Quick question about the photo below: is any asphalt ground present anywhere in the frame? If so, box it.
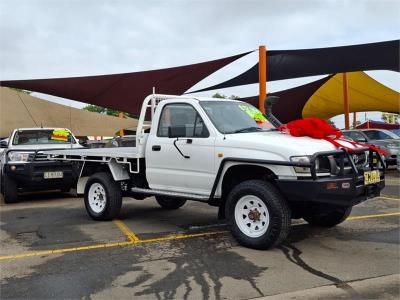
[0,170,399,299]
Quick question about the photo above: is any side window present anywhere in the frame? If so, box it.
[157,104,209,138]
[352,131,366,141]
[343,132,352,139]
[347,132,357,140]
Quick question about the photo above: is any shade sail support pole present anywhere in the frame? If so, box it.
[353,112,357,129]
[259,45,267,113]
[342,72,350,130]
[119,112,125,137]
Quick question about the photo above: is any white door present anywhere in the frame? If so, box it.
[146,103,215,195]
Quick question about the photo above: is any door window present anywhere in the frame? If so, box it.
[349,131,367,142]
[157,104,209,138]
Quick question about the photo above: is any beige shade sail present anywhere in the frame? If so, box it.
[0,87,138,137]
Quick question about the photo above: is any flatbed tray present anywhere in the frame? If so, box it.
[44,147,141,160]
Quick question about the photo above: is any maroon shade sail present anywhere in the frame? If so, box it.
[240,75,333,123]
[0,52,252,116]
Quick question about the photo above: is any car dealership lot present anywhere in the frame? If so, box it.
[0,171,399,299]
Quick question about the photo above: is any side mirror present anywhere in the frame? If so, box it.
[168,126,186,138]
[78,139,87,146]
[0,140,8,148]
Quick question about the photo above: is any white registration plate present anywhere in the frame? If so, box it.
[44,171,63,179]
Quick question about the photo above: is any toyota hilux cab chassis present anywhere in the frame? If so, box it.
[45,94,385,249]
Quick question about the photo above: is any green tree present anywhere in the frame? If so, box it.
[327,119,336,127]
[83,105,121,117]
[83,104,140,119]
[349,120,362,129]
[212,92,240,100]
[10,88,31,94]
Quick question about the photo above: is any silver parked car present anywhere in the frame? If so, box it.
[342,129,400,166]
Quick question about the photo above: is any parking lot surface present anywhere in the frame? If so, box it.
[0,171,399,299]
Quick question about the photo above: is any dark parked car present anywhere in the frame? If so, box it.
[342,129,400,166]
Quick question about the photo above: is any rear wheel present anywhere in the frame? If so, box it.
[226,180,291,250]
[2,174,18,204]
[303,206,352,227]
[84,172,122,220]
[155,196,186,209]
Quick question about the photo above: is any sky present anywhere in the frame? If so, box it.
[0,0,399,128]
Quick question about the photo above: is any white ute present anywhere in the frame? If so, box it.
[45,94,385,249]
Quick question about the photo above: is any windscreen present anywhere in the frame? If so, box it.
[363,130,399,140]
[200,101,275,134]
[13,129,74,145]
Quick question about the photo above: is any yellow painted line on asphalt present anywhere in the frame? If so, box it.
[0,231,227,261]
[348,212,400,220]
[138,230,229,244]
[1,212,399,262]
[113,220,140,242]
[0,241,133,261]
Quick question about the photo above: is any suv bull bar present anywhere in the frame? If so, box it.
[275,147,385,206]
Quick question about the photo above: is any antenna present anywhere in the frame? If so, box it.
[17,92,38,126]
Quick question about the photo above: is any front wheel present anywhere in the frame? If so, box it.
[2,174,19,204]
[226,180,291,250]
[303,206,352,227]
[84,172,122,221]
[155,196,186,209]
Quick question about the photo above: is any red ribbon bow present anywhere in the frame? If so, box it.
[278,118,387,155]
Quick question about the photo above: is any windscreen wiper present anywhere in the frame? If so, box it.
[232,127,262,134]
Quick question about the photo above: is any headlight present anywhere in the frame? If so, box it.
[387,144,399,149]
[7,152,32,162]
[290,156,311,173]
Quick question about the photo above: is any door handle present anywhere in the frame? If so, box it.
[152,145,161,151]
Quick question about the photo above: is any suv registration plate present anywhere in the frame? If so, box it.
[364,170,380,185]
[44,171,63,179]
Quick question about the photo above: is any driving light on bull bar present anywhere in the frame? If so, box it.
[290,156,311,173]
[7,152,32,162]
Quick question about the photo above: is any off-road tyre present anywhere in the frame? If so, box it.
[2,174,19,204]
[155,196,186,209]
[226,180,291,250]
[84,172,122,221]
[303,206,352,227]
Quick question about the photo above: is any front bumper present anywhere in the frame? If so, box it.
[276,147,386,207]
[385,148,399,165]
[276,173,385,206]
[4,161,80,191]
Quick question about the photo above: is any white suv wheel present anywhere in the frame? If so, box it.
[88,183,107,213]
[234,195,270,238]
